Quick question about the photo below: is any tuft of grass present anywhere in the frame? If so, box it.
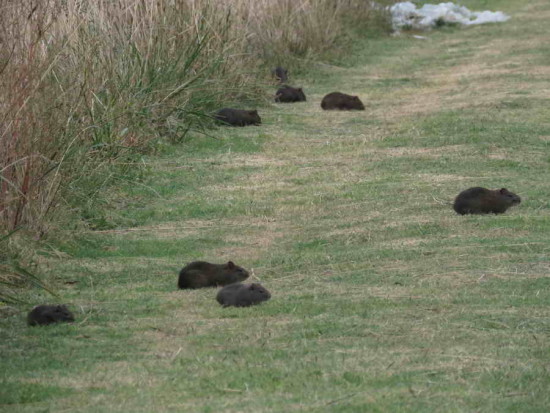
[0,229,56,305]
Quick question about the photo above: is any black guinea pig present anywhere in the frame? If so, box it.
[178,261,250,289]
[216,283,271,307]
[214,108,261,126]
[272,66,289,83]
[321,92,365,110]
[27,305,75,326]
[275,86,306,103]
[453,187,521,215]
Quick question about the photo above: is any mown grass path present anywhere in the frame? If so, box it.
[2,1,550,411]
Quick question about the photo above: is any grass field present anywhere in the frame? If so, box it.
[2,0,550,411]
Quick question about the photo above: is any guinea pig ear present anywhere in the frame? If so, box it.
[298,88,303,92]
[252,110,258,115]
[227,261,236,269]
[499,188,507,194]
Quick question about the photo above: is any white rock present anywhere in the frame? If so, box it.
[390,1,510,31]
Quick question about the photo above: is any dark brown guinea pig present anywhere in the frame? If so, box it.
[453,187,521,215]
[215,108,261,126]
[27,305,75,326]
[275,86,306,103]
[321,92,365,110]
[272,66,289,83]
[178,261,250,289]
[216,283,271,307]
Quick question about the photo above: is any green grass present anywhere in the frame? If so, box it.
[2,0,550,411]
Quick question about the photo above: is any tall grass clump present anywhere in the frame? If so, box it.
[0,0,256,236]
[235,0,391,64]
[0,0,389,298]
